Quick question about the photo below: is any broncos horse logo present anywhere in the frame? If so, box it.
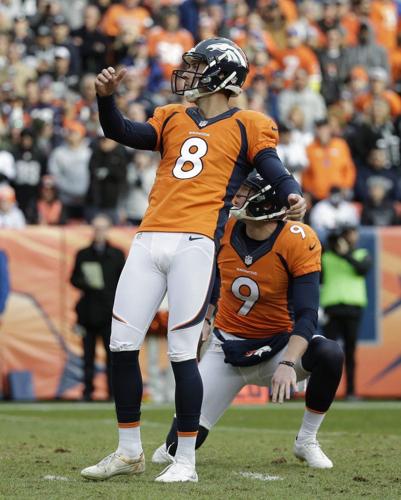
[207,43,248,68]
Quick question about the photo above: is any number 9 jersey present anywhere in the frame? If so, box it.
[139,103,279,241]
[214,218,322,338]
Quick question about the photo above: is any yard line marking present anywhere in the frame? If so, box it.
[43,475,71,481]
[238,471,283,481]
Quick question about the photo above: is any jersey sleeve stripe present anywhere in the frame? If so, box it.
[213,120,252,245]
[159,112,179,157]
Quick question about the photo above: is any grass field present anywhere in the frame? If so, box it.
[1,401,401,499]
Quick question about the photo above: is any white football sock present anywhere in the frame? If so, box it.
[175,433,197,466]
[297,409,326,442]
[116,426,143,459]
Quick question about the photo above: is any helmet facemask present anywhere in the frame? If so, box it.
[171,52,243,102]
[231,184,287,222]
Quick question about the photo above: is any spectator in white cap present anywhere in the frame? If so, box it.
[0,184,26,228]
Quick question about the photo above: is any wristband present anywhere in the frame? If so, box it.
[279,360,295,368]
[205,318,211,325]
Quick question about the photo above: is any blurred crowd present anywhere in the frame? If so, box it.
[0,0,401,233]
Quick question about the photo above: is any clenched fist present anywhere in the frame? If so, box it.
[95,66,127,97]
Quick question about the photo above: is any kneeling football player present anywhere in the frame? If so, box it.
[153,173,344,471]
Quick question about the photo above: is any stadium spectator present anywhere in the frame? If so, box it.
[360,177,399,226]
[309,186,360,240]
[100,0,152,38]
[321,223,371,400]
[48,120,91,220]
[285,105,314,147]
[0,150,15,185]
[70,214,125,401]
[51,14,81,77]
[354,67,401,117]
[118,150,157,226]
[0,41,37,98]
[317,27,348,105]
[147,6,194,83]
[275,24,321,89]
[354,146,401,203]
[302,118,356,201]
[346,98,400,167]
[0,184,26,228]
[278,68,326,132]
[71,4,108,74]
[71,73,99,136]
[26,174,65,225]
[370,0,398,52]
[11,128,47,217]
[50,46,79,98]
[343,21,389,77]
[276,122,308,183]
[86,131,128,224]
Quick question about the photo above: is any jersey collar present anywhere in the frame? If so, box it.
[186,107,240,129]
[230,220,286,267]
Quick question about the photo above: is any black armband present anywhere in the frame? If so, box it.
[279,360,295,368]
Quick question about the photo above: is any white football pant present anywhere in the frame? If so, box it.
[110,232,215,362]
[199,330,311,430]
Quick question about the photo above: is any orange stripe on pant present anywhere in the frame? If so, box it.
[118,421,140,428]
[306,406,326,415]
[177,431,198,437]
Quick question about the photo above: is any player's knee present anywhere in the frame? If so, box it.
[303,337,344,373]
[314,337,344,373]
[110,317,145,352]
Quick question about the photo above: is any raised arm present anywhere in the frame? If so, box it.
[95,66,157,150]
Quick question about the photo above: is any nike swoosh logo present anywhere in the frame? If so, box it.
[309,243,317,251]
[189,236,203,241]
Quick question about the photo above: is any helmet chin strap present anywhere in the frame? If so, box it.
[184,71,242,103]
[230,206,286,222]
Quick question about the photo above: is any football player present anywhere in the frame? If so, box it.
[81,38,306,483]
[152,173,344,470]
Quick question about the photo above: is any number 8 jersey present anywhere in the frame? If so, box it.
[214,218,322,338]
[139,104,279,241]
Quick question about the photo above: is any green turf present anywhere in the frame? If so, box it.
[1,402,401,499]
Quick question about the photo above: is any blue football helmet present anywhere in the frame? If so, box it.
[231,173,286,221]
[171,37,249,102]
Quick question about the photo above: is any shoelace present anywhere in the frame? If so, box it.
[98,453,118,468]
[303,440,327,459]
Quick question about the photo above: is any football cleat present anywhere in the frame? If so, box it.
[155,459,198,483]
[293,438,333,469]
[81,451,145,480]
[152,444,175,464]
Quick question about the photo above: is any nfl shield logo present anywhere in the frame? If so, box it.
[245,255,253,265]
[199,120,208,127]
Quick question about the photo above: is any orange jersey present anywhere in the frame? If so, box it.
[354,90,401,117]
[244,60,281,89]
[302,138,356,200]
[390,48,401,83]
[275,46,321,86]
[100,5,152,37]
[214,218,321,338]
[140,104,279,240]
[370,0,398,51]
[147,27,194,80]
